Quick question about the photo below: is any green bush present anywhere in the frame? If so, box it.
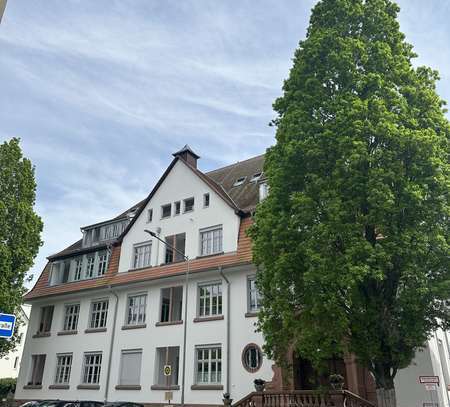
[0,378,16,398]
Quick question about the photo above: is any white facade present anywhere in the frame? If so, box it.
[0,306,31,379]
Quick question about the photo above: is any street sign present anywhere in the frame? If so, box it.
[419,376,439,385]
[424,384,437,391]
[163,365,172,376]
[0,313,16,339]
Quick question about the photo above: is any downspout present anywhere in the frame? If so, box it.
[104,286,119,404]
[219,266,231,396]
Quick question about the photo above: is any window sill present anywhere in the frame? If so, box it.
[84,327,107,333]
[77,384,100,390]
[196,251,224,259]
[245,312,259,318]
[33,332,51,338]
[121,324,147,330]
[23,385,42,389]
[191,384,223,390]
[115,385,141,390]
[193,315,224,323]
[151,385,180,391]
[49,384,69,390]
[155,320,183,327]
[57,330,78,336]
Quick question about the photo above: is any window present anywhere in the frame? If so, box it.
[82,352,102,384]
[126,294,147,325]
[86,256,95,278]
[198,282,222,317]
[161,204,171,218]
[196,346,221,384]
[160,287,183,323]
[38,306,54,334]
[119,349,142,386]
[183,197,194,212]
[147,209,153,223]
[89,300,108,329]
[174,201,181,215]
[155,347,180,386]
[28,354,46,386]
[203,193,210,208]
[242,344,263,373]
[62,261,70,283]
[54,353,72,384]
[233,176,246,186]
[63,304,80,331]
[247,276,262,313]
[200,226,223,256]
[259,182,269,201]
[14,357,19,369]
[133,242,152,269]
[251,172,262,182]
[165,233,186,264]
[74,258,83,281]
[97,252,108,276]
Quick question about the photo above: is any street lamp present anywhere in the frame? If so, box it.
[144,229,190,407]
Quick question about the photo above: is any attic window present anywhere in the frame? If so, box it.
[233,176,246,187]
[161,204,171,219]
[251,172,262,182]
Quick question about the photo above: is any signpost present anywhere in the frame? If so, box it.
[419,376,439,385]
[0,313,16,339]
[419,376,439,407]
[164,365,172,404]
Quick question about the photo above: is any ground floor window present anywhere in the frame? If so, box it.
[195,346,221,384]
[155,346,180,386]
[28,354,46,386]
[55,353,72,384]
[119,349,142,386]
[82,352,102,384]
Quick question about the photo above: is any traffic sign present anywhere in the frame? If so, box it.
[419,376,439,385]
[164,365,172,376]
[0,313,15,339]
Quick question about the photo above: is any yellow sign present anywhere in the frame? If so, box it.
[164,365,172,376]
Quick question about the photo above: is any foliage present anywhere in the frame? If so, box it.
[249,0,449,400]
[0,378,16,397]
[0,138,42,356]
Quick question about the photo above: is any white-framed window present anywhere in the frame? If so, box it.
[174,201,181,215]
[37,306,54,334]
[97,251,108,276]
[247,276,262,312]
[164,233,186,264]
[198,282,222,317]
[126,294,147,325]
[259,182,269,201]
[14,357,19,369]
[28,354,46,386]
[203,193,210,208]
[200,226,223,256]
[195,346,222,384]
[89,300,108,329]
[161,204,171,219]
[183,197,194,212]
[81,352,102,384]
[119,349,142,386]
[155,347,179,386]
[147,208,153,223]
[63,304,80,331]
[86,256,95,278]
[74,257,83,281]
[54,353,72,385]
[133,242,152,269]
[160,286,183,323]
[242,344,263,373]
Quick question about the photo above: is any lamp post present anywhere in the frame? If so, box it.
[144,229,190,407]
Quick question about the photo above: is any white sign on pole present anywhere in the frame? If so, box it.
[419,376,439,385]
[424,384,437,391]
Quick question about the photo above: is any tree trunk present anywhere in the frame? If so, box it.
[376,387,397,407]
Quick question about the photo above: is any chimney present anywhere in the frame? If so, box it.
[172,144,200,168]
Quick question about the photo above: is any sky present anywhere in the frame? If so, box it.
[1,0,449,288]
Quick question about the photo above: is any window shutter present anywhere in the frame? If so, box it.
[120,351,142,385]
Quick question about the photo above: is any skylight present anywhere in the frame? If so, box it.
[251,172,262,182]
[233,176,246,187]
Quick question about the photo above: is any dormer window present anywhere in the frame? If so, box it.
[184,197,194,213]
[233,176,246,187]
[251,172,262,182]
[161,204,171,219]
[203,193,210,208]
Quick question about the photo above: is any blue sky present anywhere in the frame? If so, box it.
[1,0,449,287]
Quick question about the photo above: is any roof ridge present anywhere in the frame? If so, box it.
[205,153,265,175]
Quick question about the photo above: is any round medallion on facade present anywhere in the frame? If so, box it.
[242,343,263,373]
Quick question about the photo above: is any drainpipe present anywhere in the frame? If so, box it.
[219,266,231,396]
[104,286,119,403]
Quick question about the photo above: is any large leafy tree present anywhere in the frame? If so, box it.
[249,1,449,406]
[0,138,42,355]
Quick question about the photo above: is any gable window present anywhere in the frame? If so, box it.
[203,193,210,208]
[126,294,147,325]
[200,226,223,256]
[174,201,181,215]
[133,242,152,269]
[195,346,221,384]
[28,354,46,386]
[119,349,142,386]
[160,286,183,323]
[198,282,222,317]
[233,176,246,187]
[183,197,194,213]
[165,233,186,264]
[97,251,108,276]
[54,353,72,385]
[82,352,102,384]
[86,255,95,278]
[37,306,54,334]
[161,204,171,219]
[147,208,153,223]
[155,347,180,386]
[63,304,80,331]
[89,300,108,329]
[247,276,262,313]
[74,258,83,281]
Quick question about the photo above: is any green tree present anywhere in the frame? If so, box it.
[0,138,42,355]
[249,1,450,406]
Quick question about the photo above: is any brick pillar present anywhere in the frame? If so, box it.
[343,353,360,394]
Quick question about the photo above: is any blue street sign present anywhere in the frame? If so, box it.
[0,313,16,338]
